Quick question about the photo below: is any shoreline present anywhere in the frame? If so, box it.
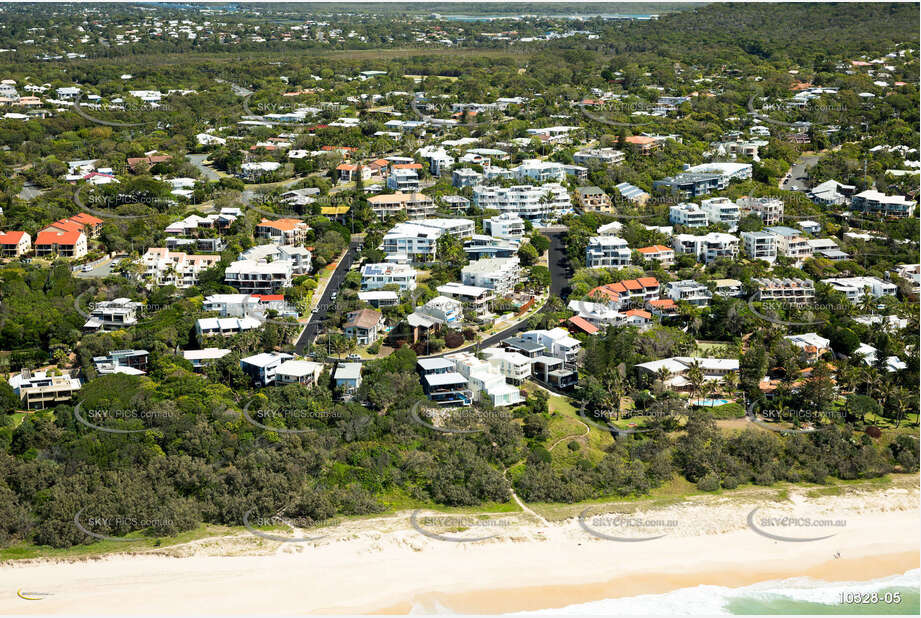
[0,483,917,615]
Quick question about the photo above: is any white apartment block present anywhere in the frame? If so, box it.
[485,159,566,183]
[700,197,741,230]
[381,218,474,261]
[367,192,435,220]
[585,236,631,268]
[461,257,522,294]
[741,231,777,263]
[140,248,221,289]
[224,260,292,294]
[452,167,483,188]
[851,190,915,218]
[240,244,312,275]
[765,226,813,261]
[737,196,784,225]
[480,347,532,384]
[573,147,625,166]
[752,278,816,305]
[664,280,713,306]
[436,282,493,316]
[821,277,898,303]
[445,351,523,407]
[254,218,310,246]
[521,327,582,365]
[669,203,709,227]
[473,184,571,222]
[483,213,526,239]
[672,233,739,263]
[387,168,420,192]
[360,262,418,292]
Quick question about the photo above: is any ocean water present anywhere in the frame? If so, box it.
[507,570,920,615]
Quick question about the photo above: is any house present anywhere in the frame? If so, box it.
[436,282,493,317]
[798,220,821,235]
[183,348,232,371]
[239,351,294,387]
[92,349,149,375]
[672,233,739,263]
[892,264,920,300]
[334,362,363,395]
[335,163,372,183]
[741,231,777,263]
[521,327,581,365]
[655,173,724,199]
[664,280,712,306]
[461,257,522,294]
[464,235,519,261]
[0,231,31,257]
[275,360,324,385]
[254,218,310,245]
[358,290,400,308]
[445,352,523,407]
[240,161,281,180]
[821,277,898,303]
[343,309,384,345]
[368,192,435,219]
[413,296,464,326]
[239,244,312,276]
[34,230,87,259]
[636,245,675,266]
[614,181,650,205]
[483,213,525,239]
[126,154,172,172]
[851,190,915,218]
[452,167,483,188]
[441,195,471,213]
[624,135,658,155]
[501,336,546,360]
[700,197,741,230]
[531,354,578,390]
[752,278,816,304]
[360,263,417,292]
[585,236,631,268]
[480,347,532,385]
[8,369,81,410]
[646,298,679,317]
[576,186,613,213]
[634,357,738,392]
[784,333,831,363]
[712,279,744,298]
[417,358,471,406]
[195,316,262,338]
[573,148,625,166]
[567,315,601,335]
[669,203,708,227]
[83,298,142,332]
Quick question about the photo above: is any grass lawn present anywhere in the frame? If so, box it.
[694,341,733,356]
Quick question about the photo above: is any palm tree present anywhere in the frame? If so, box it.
[721,371,739,399]
[685,361,706,402]
[655,365,672,389]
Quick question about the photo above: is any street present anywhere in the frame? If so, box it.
[780,154,820,191]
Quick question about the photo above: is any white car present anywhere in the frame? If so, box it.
[82,264,93,272]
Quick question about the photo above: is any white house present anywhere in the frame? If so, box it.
[462,257,522,294]
[585,236,631,268]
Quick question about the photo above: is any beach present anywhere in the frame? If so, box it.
[1,480,917,615]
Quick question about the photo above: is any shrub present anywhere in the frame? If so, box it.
[567,440,580,452]
[444,331,465,348]
[697,472,721,492]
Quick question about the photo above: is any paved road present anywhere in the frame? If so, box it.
[74,255,123,279]
[780,154,820,191]
[544,228,572,298]
[186,154,220,182]
[294,240,362,355]
[18,182,44,201]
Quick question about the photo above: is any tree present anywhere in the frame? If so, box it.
[517,243,539,267]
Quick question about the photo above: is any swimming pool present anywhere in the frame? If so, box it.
[691,398,731,407]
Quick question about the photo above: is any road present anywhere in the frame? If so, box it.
[294,240,362,355]
[780,154,820,191]
[18,182,44,202]
[186,154,220,182]
[74,255,123,279]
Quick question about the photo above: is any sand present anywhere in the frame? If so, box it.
[1,482,917,615]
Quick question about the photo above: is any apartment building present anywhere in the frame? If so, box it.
[140,248,221,288]
[461,257,522,294]
[588,277,660,306]
[387,168,420,192]
[821,277,898,303]
[765,226,813,261]
[664,280,713,306]
[9,369,82,410]
[452,167,483,188]
[741,231,778,263]
[360,262,417,292]
[195,316,262,337]
[712,279,744,298]
[585,235,631,268]
[436,282,493,317]
[472,184,571,222]
[0,231,31,257]
[380,222,441,261]
[414,295,464,326]
[483,212,525,239]
[34,229,87,259]
[224,260,292,294]
[752,277,816,305]
[521,327,581,365]
[700,197,741,230]
[737,196,784,225]
[851,190,915,218]
[368,192,435,219]
[669,203,708,227]
[672,233,739,263]
[576,186,613,213]
[83,298,142,332]
[636,244,675,266]
[573,147,625,166]
[445,352,523,407]
[654,173,723,199]
[240,244,312,276]
[254,218,310,245]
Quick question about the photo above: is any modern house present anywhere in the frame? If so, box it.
[700,197,741,230]
[239,351,294,387]
[821,277,898,303]
[183,348,232,371]
[851,190,915,218]
[360,262,417,292]
[483,213,526,239]
[480,347,532,385]
[585,235,631,268]
[741,231,778,263]
[92,349,149,375]
[669,203,708,228]
[83,298,142,332]
[436,282,493,317]
[672,233,739,264]
[8,369,82,410]
[417,357,471,406]
[520,327,581,366]
[664,280,713,306]
[445,352,523,407]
